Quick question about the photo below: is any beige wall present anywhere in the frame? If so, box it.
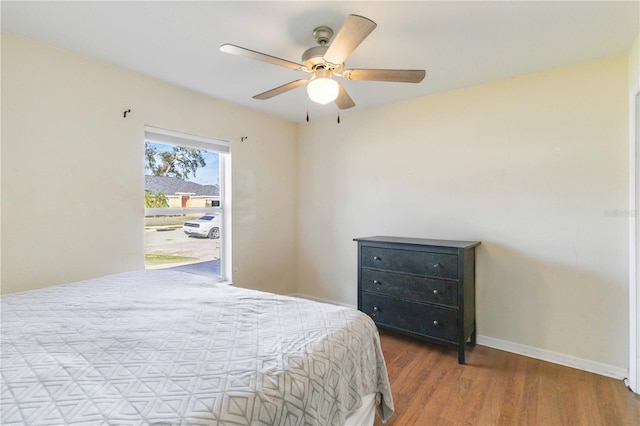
[1,33,298,295]
[297,56,629,368]
[1,31,634,374]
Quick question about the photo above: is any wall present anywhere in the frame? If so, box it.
[297,57,629,370]
[1,31,632,376]
[1,33,298,295]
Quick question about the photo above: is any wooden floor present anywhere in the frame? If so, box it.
[374,331,640,425]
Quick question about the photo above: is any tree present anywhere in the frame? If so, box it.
[145,142,206,180]
[144,191,169,208]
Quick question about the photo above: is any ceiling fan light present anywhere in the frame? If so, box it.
[307,77,339,105]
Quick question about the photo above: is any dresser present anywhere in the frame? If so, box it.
[354,236,480,364]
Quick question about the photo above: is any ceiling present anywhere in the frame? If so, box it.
[2,1,638,123]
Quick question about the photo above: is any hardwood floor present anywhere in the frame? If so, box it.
[374,331,640,425]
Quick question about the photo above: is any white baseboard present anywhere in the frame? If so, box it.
[288,292,357,310]
[290,292,628,381]
[477,335,628,380]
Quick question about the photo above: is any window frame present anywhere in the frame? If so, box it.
[144,126,231,282]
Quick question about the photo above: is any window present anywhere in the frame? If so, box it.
[144,126,230,281]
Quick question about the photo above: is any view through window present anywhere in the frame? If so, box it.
[144,127,228,280]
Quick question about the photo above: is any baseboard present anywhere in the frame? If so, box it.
[290,292,628,381]
[477,335,628,380]
[288,293,357,309]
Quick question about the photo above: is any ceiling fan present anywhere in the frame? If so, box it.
[220,14,426,110]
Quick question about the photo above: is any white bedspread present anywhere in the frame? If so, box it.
[1,270,393,425]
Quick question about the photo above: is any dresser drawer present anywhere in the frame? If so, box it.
[361,269,457,307]
[361,246,457,279]
[361,293,458,343]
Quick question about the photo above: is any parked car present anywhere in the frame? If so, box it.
[183,215,220,239]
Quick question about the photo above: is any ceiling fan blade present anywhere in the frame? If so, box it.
[220,44,302,70]
[252,79,309,100]
[335,83,356,110]
[342,69,426,83]
[323,15,377,65]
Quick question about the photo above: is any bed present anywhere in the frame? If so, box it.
[0,270,393,425]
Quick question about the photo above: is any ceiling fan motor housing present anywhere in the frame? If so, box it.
[301,26,344,72]
[301,46,328,68]
[301,45,344,73]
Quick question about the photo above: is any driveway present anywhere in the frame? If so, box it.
[144,226,220,269]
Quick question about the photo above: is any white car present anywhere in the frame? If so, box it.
[183,215,221,239]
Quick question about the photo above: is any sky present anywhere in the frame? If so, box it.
[145,141,220,186]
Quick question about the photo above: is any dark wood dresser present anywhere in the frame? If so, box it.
[354,236,480,364]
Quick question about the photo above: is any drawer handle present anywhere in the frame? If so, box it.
[372,306,380,316]
[433,263,441,268]
[433,320,439,326]
[373,256,382,261]
[373,280,382,285]
[433,289,439,295]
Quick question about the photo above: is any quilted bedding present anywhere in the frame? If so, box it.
[1,270,393,425]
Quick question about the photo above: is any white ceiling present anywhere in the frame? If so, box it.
[2,1,638,123]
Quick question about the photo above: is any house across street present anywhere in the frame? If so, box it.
[145,175,220,208]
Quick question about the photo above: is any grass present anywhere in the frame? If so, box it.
[145,253,198,265]
[144,214,201,227]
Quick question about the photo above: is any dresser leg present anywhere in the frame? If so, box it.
[470,326,477,346]
[458,347,466,364]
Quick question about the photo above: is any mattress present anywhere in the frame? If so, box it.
[1,270,393,425]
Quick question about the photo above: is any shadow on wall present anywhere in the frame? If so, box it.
[475,241,627,365]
